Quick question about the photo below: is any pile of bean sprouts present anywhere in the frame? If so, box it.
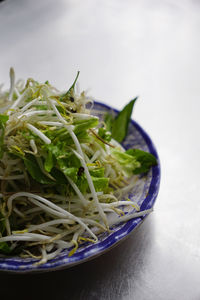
[0,69,152,264]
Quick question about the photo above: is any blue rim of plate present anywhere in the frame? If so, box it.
[0,101,160,273]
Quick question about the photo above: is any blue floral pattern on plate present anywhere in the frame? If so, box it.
[0,101,160,273]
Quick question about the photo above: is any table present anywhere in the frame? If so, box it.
[0,0,200,299]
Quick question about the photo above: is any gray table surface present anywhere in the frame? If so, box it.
[0,0,200,299]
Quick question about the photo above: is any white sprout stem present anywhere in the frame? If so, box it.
[45,248,63,260]
[40,226,63,234]
[46,100,104,221]
[9,180,19,191]
[19,110,55,119]
[5,217,11,235]
[38,247,48,265]
[0,174,24,180]
[71,148,84,161]
[14,87,20,98]
[28,198,71,218]
[90,150,100,163]
[81,144,94,155]
[114,178,138,195]
[105,164,111,177]
[65,176,89,206]
[68,128,108,226]
[20,97,41,113]
[83,152,91,164]
[73,113,93,120]
[13,207,25,218]
[9,89,28,112]
[0,233,72,248]
[80,217,107,231]
[7,192,97,240]
[72,227,84,241]
[108,208,153,227]
[37,121,63,127]
[0,233,50,242]
[8,68,15,101]
[35,157,55,181]
[27,219,76,232]
[47,192,103,203]
[30,139,38,154]
[98,194,118,201]
[101,201,137,208]
[4,158,21,165]
[46,243,54,252]
[26,123,51,144]
[24,207,46,215]
[48,100,67,123]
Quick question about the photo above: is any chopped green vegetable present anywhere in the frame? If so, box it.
[111,149,140,177]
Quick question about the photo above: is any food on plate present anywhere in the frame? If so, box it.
[0,68,157,264]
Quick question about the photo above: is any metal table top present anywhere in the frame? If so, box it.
[0,0,200,299]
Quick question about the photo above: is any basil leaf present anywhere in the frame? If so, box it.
[111,97,137,143]
[104,113,114,133]
[125,149,157,174]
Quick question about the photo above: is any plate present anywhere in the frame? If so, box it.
[0,101,160,273]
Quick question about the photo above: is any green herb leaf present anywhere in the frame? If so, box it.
[98,128,112,142]
[110,97,137,143]
[89,167,105,178]
[125,149,157,174]
[104,113,114,133]
[0,114,9,159]
[60,71,80,102]
[59,165,78,182]
[91,176,109,192]
[0,115,9,124]
[44,150,54,172]
[0,212,6,235]
[23,154,54,184]
[0,214,12,254]
[74,117,99,134]
[0,242,12,254]
[50,167,68,184]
